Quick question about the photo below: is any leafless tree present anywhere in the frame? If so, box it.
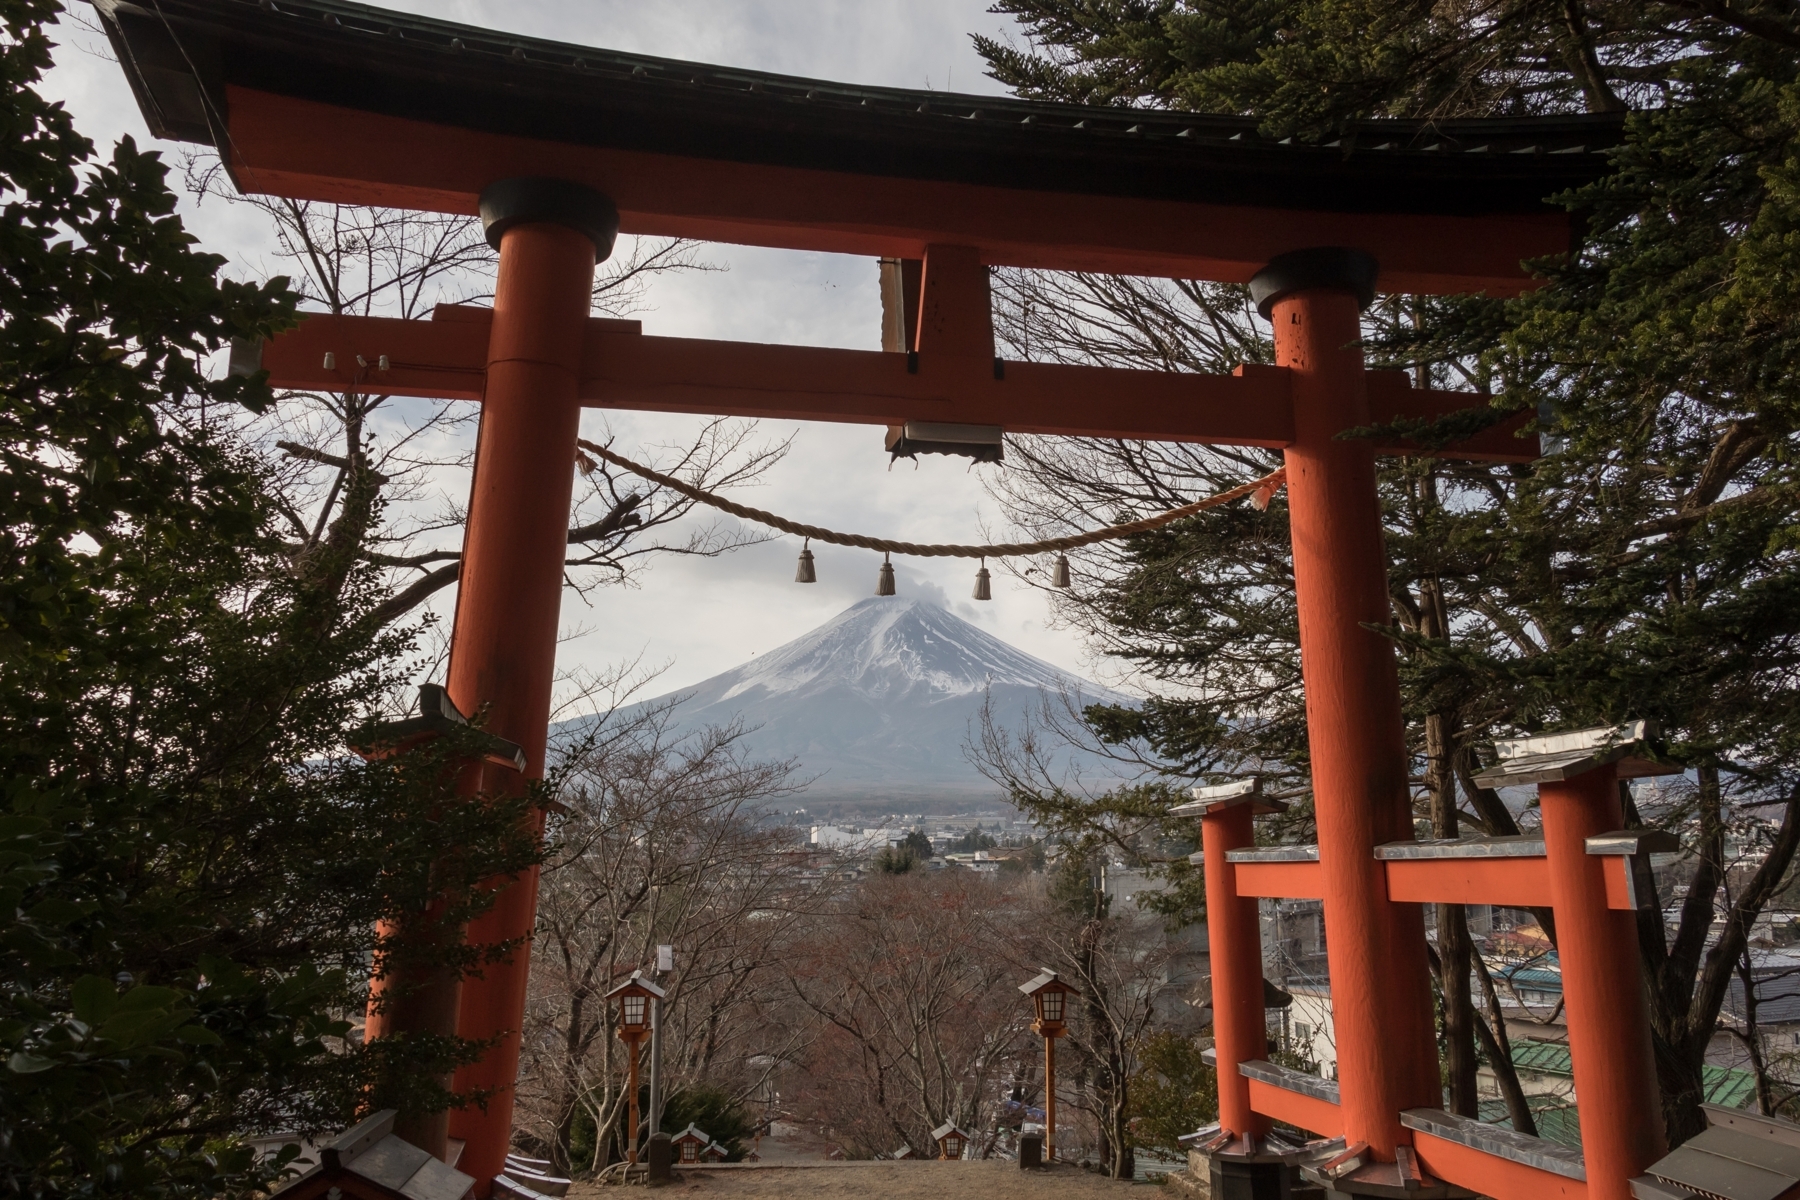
[781,870,1033,1159]
[513,695,809,1172]
[182,158,788,649]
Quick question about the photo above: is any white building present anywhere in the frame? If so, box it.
[1276,982,1337,1080]
[809,824,891,853]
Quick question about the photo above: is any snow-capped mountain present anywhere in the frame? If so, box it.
[614,596,1130,802]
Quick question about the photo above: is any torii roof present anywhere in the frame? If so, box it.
[94,0,1625,294]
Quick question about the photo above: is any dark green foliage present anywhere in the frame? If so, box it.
[978,0,1667,121]
[1047,849,1108,919]
[0,4,544,1193]
[561,1071,760,1167]
[874,829,935,872]
[945,828,998,854]
[1128,1030,1218,1156]
[659,1084,753,1161]
[873,845,923,874]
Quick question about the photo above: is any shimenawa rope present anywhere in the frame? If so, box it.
[576,439,1286,559]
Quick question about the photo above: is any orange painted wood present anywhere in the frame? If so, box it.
[224,86,1576,296]
[1364,371,1539,461]
[915,245,994,359]
[258,311,487,400]
[1541,770,1666,1200]
[1246,1078,1342,1138]
[1277,287,1441,1160]
[582,334,1303,445]
[1204,808,1273,1140]
[1409,1130,1588,1200]
[1382,857,1552,907]
[258,313,1535,459]
[1232,860,1325,900]
[441,222,598,1187]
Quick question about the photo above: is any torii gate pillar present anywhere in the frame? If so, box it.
[439,179,613,1187]
[1256,250,1443,1162]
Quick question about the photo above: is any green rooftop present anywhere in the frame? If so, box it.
[1479,1040,1758,1149]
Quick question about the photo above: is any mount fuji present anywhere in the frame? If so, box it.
[617,596,1132,804]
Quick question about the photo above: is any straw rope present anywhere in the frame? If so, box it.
[577,439,1286,559]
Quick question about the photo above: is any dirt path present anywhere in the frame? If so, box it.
[568,1160,1158,1198]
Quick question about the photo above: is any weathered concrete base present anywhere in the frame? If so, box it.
[1176,1134,1327,1200]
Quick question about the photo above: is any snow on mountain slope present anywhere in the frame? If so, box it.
[698,596,1085,704]
[602,597,1131,801]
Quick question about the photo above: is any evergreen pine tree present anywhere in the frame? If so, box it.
[0,5,543,1192]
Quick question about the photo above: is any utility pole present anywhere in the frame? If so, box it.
[650,944,673,1135]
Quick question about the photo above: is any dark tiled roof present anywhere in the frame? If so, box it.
[96,0,1624,218]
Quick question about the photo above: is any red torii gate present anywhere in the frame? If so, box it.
[97,1,1659,1196]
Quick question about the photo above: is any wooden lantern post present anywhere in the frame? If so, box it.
[605,972,666,1165]
[1018,969,1073,1161]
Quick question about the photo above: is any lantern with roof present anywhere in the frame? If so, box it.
[1019,968,1073,1035]
[931,1121,972,1161]
[1018,968,1074,1161]
[671,1122,711,1164]
[605,971,667,1164]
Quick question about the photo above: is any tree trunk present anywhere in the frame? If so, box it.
[1437,904,1479,1116]
[549,987,591,1173]
[1738,949,1776,1115]
[1419,568,1478,1116]
[1647,765,1726,1146]
[551,1092,578,1175]
[1473,941,1538,1137]
[1656,1036,1710,1148]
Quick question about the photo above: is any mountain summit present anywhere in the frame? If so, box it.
[627,596,1128,803]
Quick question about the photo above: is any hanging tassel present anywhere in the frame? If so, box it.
[1251,479,1282,511]
[1051,553,1071,588]
[876,552,896,596]
[972,558,992,601]
[795,539,816,584]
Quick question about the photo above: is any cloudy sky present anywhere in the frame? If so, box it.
[44,1,1143,704]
